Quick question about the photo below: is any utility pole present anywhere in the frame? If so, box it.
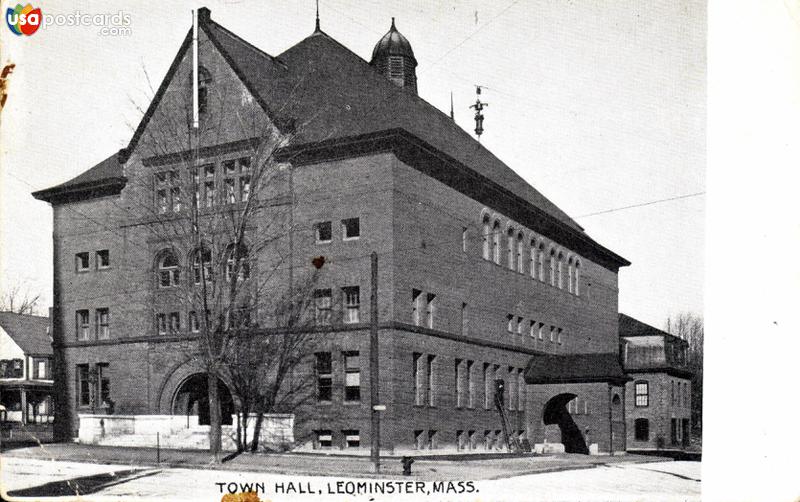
[369,251,381,473]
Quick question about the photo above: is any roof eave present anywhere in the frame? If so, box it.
[32,177,127,204]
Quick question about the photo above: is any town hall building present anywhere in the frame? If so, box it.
[34,8,643,454]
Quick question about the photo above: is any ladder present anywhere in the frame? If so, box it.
[494,380,523,453]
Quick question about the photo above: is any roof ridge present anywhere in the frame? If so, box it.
[205,17,288,70]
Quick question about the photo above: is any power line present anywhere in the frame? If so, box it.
[575,191,705,219]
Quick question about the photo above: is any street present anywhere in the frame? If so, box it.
[1,456,700,501]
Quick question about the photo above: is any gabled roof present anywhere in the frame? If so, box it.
[524,352,629,385]
[32,8,631,268]
[0,312,52,356]
[619,313,686,343]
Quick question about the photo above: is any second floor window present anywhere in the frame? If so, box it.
[155,170,180,214]
[96,308,109,339]
[76,310,90,340]
[343,287,360,324]
[635,381,649,407]
[158,251,180,288]
[314,289,332,325]
[425,293,436,329]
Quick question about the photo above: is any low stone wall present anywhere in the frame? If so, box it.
[77,413,293,451]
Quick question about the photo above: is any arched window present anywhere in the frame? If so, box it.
[225,243,250,282]
[549,248,556,286]
[192,247,213,285]
[567,257,574,294]
[482,215,491,260]
[516,232,524,273]
[157,250,180,288]
[538,243,545,281]
[492,221,501,264]
[197,66,212,115]
[557,251,564,289]
[506,228,515,270]
[574,260,581,296]
[529,239,537,279]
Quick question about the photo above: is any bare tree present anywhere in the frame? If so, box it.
[0,282,43,315]
[665,312,703,438]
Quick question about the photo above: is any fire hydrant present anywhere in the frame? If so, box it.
[401,456,414,476]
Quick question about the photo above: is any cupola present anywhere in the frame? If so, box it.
[370,18,418,94]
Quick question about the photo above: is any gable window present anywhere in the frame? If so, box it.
[157,250,180,288]
[76,252,90,272]
[635,381,649,407]
[314,289,332,326]
[425,293,436,329]
[315,352,332,402]
[221,157,252,205]
[202,164,216,208]
[96,308,109,339]
[482,216,491,260]
[342,286,360,324]
[342,218,360,240]
[76,310,90,340]
[634,418,650,441]
[94,250,110,270]
[155,170,181,214]
[197,66,211,115]
[315,221,332,243]
[412,289,422,326]
[344,351,361,402]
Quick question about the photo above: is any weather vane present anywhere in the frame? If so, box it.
[470,85,488,138]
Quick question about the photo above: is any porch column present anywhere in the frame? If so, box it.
[20,389,28,425]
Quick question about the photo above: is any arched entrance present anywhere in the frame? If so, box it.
[543,393,588,454]
[172,373,235,425]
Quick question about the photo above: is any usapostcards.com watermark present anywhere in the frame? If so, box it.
[6,5,132,37]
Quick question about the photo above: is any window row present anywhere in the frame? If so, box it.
[75,250,110,272]
[506,315,564,345]
[312,429,360,449]
[414,429,527,451]
[314,217,360,243]
[413,353,526,412]
[154,156,252,214]
[567,397,590,415]
[315,351,361,403]
[76,363,112,410]
[0,358,50,380]
[155,244,250,289]
[314,287,361,325]
[154,309,251,335]
[480,213,582,296]
[75,308,109,341]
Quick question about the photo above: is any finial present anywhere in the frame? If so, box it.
[314,0,321,32]
[391,17,396,30]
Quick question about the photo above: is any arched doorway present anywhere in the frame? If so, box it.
[172,374,235,425]
[542,393,588,454]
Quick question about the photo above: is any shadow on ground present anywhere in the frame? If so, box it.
[6,469,158,498]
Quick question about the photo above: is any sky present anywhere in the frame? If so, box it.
[0,0,705,329]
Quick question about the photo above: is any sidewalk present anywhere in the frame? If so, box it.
[1,443,672,480]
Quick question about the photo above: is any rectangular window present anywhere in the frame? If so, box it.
[76,310,90,340]
[516,317,524,336]
[240,176,250,202]
[314,289,332,326]
[315,430,332,449]
[96,308,109,339]
[455,358,463,408]
[97,363,110,407]
[425,293,436,329]
[76,252,90,272]
[671,418,679,445]
[671,380,675,405]
[342,287,360,324]
[462,227,468,253]
[0,359,23,378]
[169,312,181,333]
[33,358,49,379]
[517,368,525,411]
[315,221,332,243]
[426,354,436,407]
[529,320,536,339]
[466,360,474,408]
[96,250,110,269]
[224,177,236,204]
[506,314,514,333]
[341,217,360,240]
[344,351,361,402]
[461,302,468,335]
[171,187,181,212]
[635,381,649,407]
[204,181,216,208]
[77,364,90,406]
[550,325,555,343]
[342,429,360,448]
[157,189,168,214]
[635,418,650,441]
[413,352,424,406]
[557,327,563,345]
[189,311,200,333]
[484,363,492,409]
[155,170,180,213]
[156,313,167,335]
[538,322,544,340]
[316,352,332,402]
[412,289,422,326]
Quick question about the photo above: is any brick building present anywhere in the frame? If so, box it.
[33,8,636,454]
[619,314,692,452]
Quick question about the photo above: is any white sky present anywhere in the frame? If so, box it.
[0,0,705,329]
